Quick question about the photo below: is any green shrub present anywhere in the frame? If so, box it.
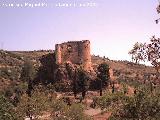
[65,103,91,120]
[0,94,17,120]
[0,67,20,80]
[110,90,160,120]
[97,92,127,111]
[16,90,52,119]
[51,102,91,120]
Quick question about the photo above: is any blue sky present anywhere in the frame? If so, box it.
[0,0,160,61]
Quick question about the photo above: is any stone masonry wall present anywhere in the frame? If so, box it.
[55,40,91,71]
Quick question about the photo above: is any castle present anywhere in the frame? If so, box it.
[55,40,92,70]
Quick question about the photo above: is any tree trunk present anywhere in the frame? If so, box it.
[73,69,77,98]
[100,89,102,96]
[82,90,86,99]
[100,80,102,96]
[112,82,115,93]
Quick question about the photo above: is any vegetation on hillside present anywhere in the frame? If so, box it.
[0,48,159,119]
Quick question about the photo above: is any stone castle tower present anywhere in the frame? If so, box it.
[55,40,92,70]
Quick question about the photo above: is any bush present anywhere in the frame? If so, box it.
[3,82,28,106]
[0,94,17,120]
[51,102,91,120]
[110,90,160,120]
[97,92,127,111]
[16,89,52,119]
[0,67,20,81]
[65,103,91,120]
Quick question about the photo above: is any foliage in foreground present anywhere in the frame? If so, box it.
[15,85,91,120]
[94,84,160,120]
[97,92,127,111]
[0,95,18,120]
[51,101,91,120]
[109,90,160,120]
[16,90,51,120]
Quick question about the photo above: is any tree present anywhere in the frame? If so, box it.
[16,89,51,120]
[110,90,160,120]
[21,59,35,82]
[77,68,90,99]
[156,3,160,24]
[20,59,36,119]
[147,36,160,73]
[129,36,160,80]
[21,59,35,97]
[73,68,78,98]
[65,62,78,98]
[157,4,160,13]
[97,63,110,96]
[128,42,147,63]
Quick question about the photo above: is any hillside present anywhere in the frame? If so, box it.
[0,50,53,90]
[0,50,156,91]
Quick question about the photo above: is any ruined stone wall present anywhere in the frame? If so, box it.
[55,40,91,70]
